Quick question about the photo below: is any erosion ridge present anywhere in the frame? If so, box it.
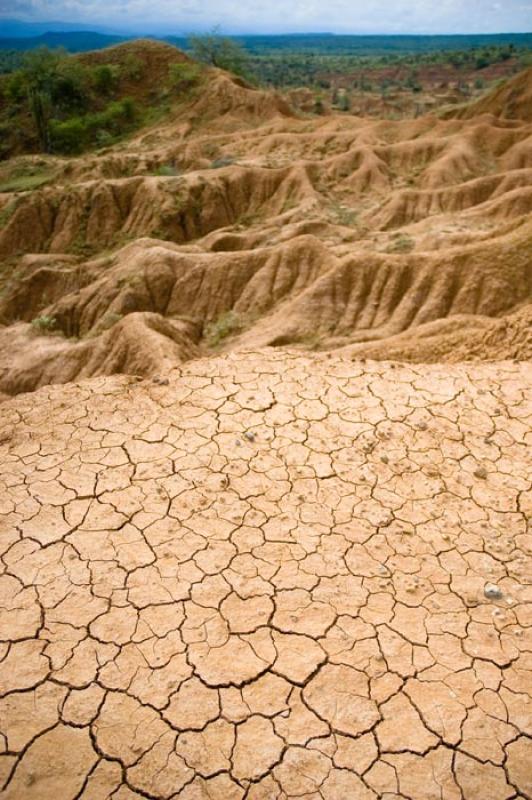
[0,50,531,394]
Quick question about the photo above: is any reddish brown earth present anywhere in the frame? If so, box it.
[303,58,526,118]
[0,42,531,799]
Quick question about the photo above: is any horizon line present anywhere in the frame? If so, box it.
[1,23,532,38]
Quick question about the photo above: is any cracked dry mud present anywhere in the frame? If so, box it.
[0,349,531,799]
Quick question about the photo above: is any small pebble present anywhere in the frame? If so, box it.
[380,455,389,464]
[474,466,488,480]
[484,583,503,601]
[244,432,255,442]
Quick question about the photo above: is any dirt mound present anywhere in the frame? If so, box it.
[187,70,293,125]
[0,311,200,395]
[0,349,530,799]
[77,39,194,103]
[339,303,532,362]
[79,39,293,126]
[77,39,293,124]
[447,67,532,122]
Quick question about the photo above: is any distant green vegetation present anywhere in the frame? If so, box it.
[243,42,531,88]
[2,32,530,86]
[229,33,532,56]
[4,31,530,60]
[0,50,23,73]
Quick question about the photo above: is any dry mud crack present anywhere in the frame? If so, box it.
[0,349,531,799]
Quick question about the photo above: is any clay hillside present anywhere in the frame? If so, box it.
[0,40,531,800]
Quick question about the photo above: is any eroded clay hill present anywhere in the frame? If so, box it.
[0,46,531,394]
[0,351,531,799]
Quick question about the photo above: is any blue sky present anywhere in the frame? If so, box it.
[2,0,531,34]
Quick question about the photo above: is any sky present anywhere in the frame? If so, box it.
[1,0,531,34]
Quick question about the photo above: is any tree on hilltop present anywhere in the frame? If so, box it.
[188,28,251,79]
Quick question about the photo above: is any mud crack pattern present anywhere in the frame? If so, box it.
[0,350,531,799]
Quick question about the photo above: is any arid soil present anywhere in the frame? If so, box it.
[0,41,531,799]
[1,351,531,798]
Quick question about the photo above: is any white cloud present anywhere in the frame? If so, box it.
[3,0,531,33]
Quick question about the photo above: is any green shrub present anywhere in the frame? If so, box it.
[329,203,358,226]
[387,234,415,253]
[95,129,114,147]
[204,311,243,347]
[123,54,144,81]
[210,156,235,169]
[92,64,119,95]
[50,98,138,153]
[50,116,88,154]
[31,315,57,333]
[155,163,181,176]
[52,60,90,112]
[4,71,26,103]
[338,93,351,112]
[168,62,201,90]
[116,96,136,122]
[100,312,123,330]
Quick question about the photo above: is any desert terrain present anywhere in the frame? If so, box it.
[0,40,531,799]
